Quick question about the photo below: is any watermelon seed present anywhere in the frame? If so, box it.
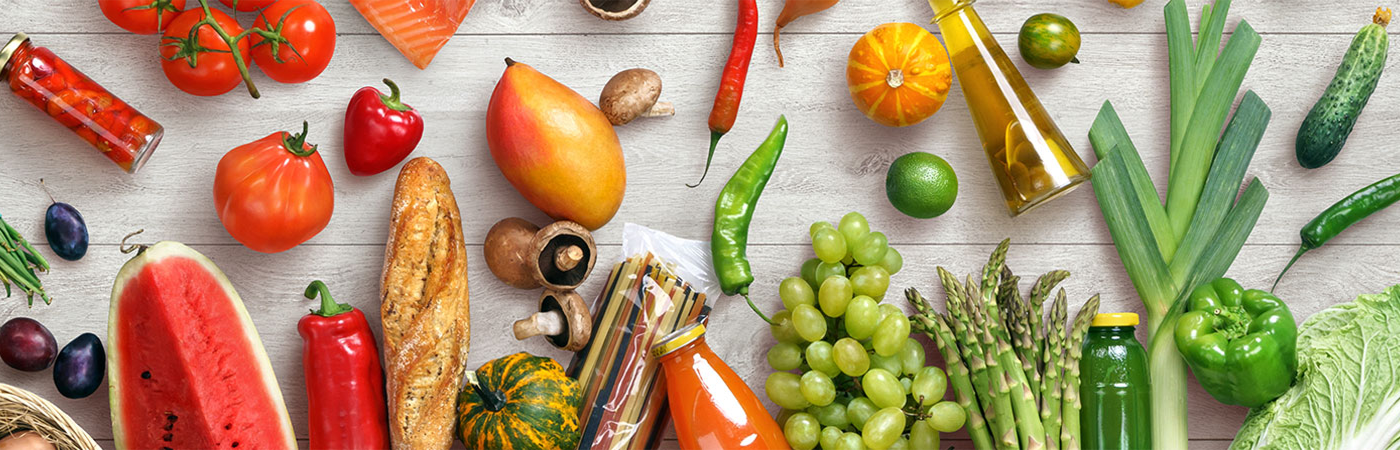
[162,433,172,442]
[141,371,151,379]
[224,424,232,430]
[161,447,172,450]
[163,422,173,431]
[232,442,239,448]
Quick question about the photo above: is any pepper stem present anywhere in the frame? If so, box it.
[283,121,319,157]
[742,292,774,325]
[467,371,507,411]
[304,280,353,317]
[1271,246,1309,292]
[688,131,723,188]
[379,79,413,112]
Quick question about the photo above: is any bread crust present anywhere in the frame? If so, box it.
[380,157,471,450]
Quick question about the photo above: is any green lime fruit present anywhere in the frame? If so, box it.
[885,152,958,219]
[1018,13,1081,69]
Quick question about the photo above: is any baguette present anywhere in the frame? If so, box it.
[380,157,471,450]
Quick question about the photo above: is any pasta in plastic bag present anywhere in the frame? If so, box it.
[568,224,715,450]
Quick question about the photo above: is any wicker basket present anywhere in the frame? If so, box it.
[0,383,100,450]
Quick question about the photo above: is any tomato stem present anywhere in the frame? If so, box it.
[283,121,318,157]
[249,5,309,65]
[195,0,260,98]
[123,0,183,33]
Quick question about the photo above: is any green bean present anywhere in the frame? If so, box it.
[1274,172,1400,290]
[711,115,788,323]
[4,221,47,272]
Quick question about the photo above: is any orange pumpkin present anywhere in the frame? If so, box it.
[847,23,952,127]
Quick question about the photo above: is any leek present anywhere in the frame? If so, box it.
[1086,1,1270,449]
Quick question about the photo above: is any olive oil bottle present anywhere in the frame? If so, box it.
[929,0,1090,215]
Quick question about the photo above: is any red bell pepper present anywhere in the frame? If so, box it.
[343,78,424,176]
[298,280,390,450]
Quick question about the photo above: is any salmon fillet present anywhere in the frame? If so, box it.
[350,0,476,69]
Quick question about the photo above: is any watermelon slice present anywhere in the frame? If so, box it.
[350,0,477,69]
[107,241,296,450]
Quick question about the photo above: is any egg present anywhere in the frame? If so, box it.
[0,431,55,450]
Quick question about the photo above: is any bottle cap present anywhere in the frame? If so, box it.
[1091,312,1139,327]
[651,323,706,358]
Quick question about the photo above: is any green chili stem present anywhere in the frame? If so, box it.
[743,294,774,325]
[1271,246,1309,292]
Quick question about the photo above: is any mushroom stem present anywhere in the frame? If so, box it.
[642,101,675,118]
[513,311,566,340]
[555,245,585,272]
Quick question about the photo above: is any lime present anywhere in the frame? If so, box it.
[885,152,958,219]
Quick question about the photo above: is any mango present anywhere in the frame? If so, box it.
[486,59,626,230]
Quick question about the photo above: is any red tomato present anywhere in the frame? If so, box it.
[214,122,335,253]
[252,0,336,84]
[160,8,251,96]
[100,0,187,34]
[218,0,276,11]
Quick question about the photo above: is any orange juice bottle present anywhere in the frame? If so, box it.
[652,324,789,450]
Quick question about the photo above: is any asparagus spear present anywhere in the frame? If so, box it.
[968,280,1021,450]
[1060,295,1101,450]
[908,287,995,450]
[940,267,997,424]
[999,268,1040,407]
[978,246,1048,450]
[1041,289,1069,450]
[1027,270,1070,376]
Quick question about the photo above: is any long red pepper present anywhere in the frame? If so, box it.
[692,0,758,188]
[297,280,390,450]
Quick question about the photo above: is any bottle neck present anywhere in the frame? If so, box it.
[930,0,977,21]
[1089,325,1136,336]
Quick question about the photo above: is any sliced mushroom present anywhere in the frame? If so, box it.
[600,68,674,126]
[513,289,593,351]
[580,0,651,21]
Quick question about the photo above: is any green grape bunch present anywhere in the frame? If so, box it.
[762,212,966,450]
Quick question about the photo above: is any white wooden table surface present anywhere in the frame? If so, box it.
[3,1,1399,448]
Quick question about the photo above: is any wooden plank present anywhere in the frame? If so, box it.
[4,241,1391,442]
[1,33,1398,249]
[0,1,1383,36]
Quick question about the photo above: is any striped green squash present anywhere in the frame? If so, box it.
[456,353,583,450]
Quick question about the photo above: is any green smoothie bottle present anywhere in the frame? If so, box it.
[1080,313,1152,450]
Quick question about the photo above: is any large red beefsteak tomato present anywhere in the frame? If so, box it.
[214,122,334,253]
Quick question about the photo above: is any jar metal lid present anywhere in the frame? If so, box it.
[1,33,30,74]
[651,323,706,359]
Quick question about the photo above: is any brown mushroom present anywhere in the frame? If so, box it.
[600,68,674,126]
[513,289,593,351]
[531,221,597,290]
[580,0,651,21]
[484,218,598,291]
[484,218,543,289]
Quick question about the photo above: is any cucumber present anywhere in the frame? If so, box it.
[1296,7,1391,169]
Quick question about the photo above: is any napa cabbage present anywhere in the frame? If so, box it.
[1230,284,1400,450]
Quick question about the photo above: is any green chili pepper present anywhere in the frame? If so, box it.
[712,115,788,323]
[1274,172,1400,290]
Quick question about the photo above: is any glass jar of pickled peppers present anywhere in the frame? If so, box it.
[1,33,162,173]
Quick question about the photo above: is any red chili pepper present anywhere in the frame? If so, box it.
[297,280,390,450]
[343,78,424,176]
[692,0,758,188]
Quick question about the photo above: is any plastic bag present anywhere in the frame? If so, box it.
[568,224,714,450]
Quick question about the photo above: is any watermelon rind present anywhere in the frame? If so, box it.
[107,241,297,450]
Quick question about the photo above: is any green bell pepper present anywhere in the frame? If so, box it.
[1174,277,1297,408]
